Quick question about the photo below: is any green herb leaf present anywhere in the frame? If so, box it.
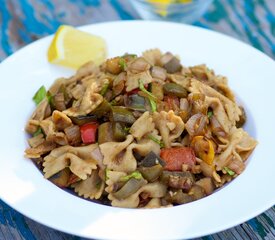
[148,134,164,148]
[223,167,235,176]
[119,58,127,71]
[105,168,111,180]
[100,83,109,96]
[33,127,43,137]
[123,53,137,58]
[120,171,142,182]
[139,79,157,112]
[33,86,46,105]
[148,98,157,112]
[123,126,131,133]
[207,110,213,119]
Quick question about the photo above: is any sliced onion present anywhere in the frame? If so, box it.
[151,66,167,80]
[180,98,189,111]
[185,113,207,136]
[210,115,226,137]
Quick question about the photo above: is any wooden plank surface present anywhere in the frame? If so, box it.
[0,0,274,239]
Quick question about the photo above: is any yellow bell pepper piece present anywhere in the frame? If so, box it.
[147,0,193,17]
[191,136,215,165]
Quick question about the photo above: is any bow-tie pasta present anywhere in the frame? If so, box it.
[25,49,257,208]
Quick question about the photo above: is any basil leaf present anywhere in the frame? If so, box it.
[223,167,235,176]
[100,83,109,96]
[148,134,164,148]
[120,171,142,181]
[118,58,127,71]
[139,79,157,112]
[33,127,43,137]
[33,86,46,105]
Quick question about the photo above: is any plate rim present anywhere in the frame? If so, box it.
[0,20,274,240]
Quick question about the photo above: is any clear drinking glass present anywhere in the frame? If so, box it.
[130,0,213,23]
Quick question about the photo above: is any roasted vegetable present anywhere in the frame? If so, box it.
[164,190,193,205]
[70,115,97,125]
[160,147,196,171]
[139,151,166,167]
[161,171,195,190]
[98,122,114,144]
[191,136,215,165]
[49,168,71,188]
[139,164,163,182]
[163,83,188,98]
[106,57,122,74]
[80,122,98,144]
[163,57,182,73]
[91,99,111,118]
[196,177,214,195]
[64,125,81,146]
[112,177,146,200]
[188,185,206,200]
[111,106,136,124]
[236,105,246,128]
[112,122,128,141]
[124,94,146,111]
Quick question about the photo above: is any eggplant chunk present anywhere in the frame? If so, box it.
[111,106,136,124]
[139,151,166,167]
[112,177,146,200]
[161,171,195,190]
[49,168,71,188]
[188,185,206,200]
[164,190,193,205]
[196,177,215,195]
[163,57,182,73]
[139,164,163,182]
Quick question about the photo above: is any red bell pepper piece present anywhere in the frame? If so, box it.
[160,147,196,171]
[80,122,98,144]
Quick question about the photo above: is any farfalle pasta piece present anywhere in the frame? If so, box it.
[109,182,167,208]
[115,139,161,173]
[43,144,98,179]
[143,198,162,209]
[40,118,68,145]
[72,169,105,199]
[168,73,191,90]
[205,96,232,133]
[130,111,155,140]
[126,138,160,157]
[66,61,100,86]
[52,110,72,130]
[142,48,162,66]
[211,75,236,101]
[30,98,51,121]
[105,170,127,194]
[215,127,257,171]
[189,79,241,124]
[153,110,184,148]
[100,135,135,172]
[25,141,56,159]
[125,71,152,92]
[63,82,103,117]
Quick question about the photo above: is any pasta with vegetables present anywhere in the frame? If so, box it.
[25,49,257,208]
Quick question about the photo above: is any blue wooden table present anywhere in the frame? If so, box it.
[0,0,274,239]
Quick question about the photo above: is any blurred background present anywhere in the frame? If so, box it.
[0,0,274,240]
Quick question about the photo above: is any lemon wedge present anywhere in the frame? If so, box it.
[147,0,192,17]
[47,25,107,69]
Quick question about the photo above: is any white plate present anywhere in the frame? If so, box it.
[0,21,274,240]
